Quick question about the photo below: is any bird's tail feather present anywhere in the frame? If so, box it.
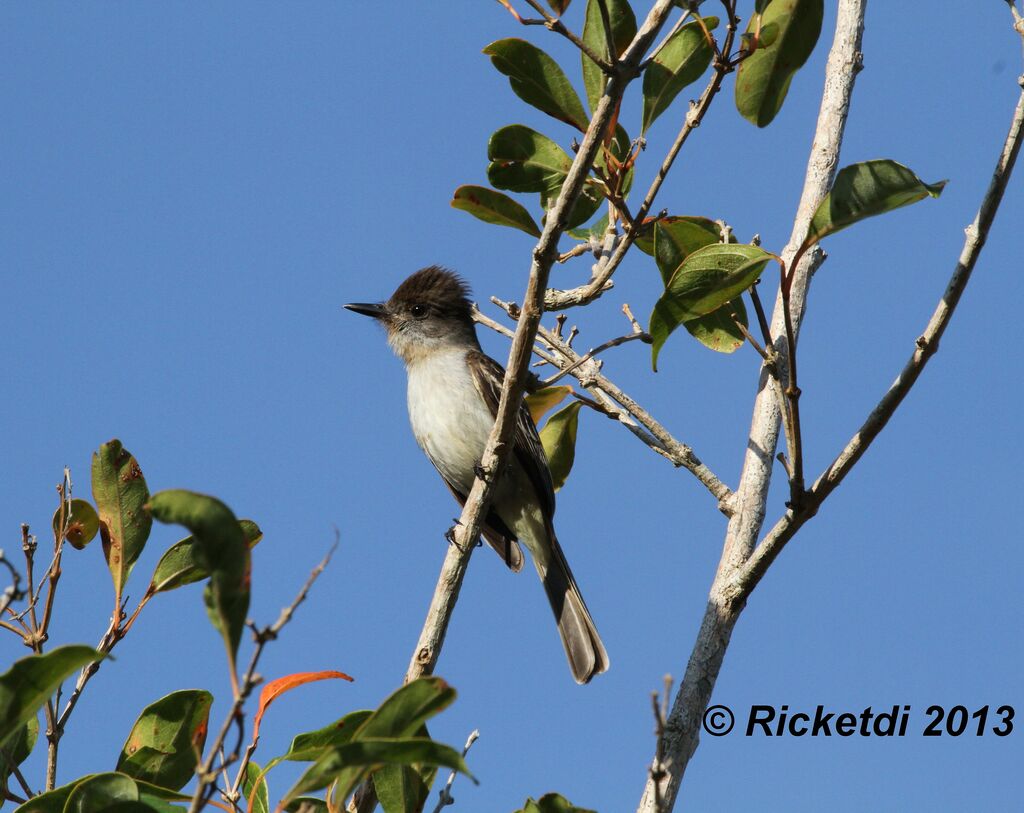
[535,535,609,684]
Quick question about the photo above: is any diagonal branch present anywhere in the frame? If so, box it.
[735,72,1024,600]
[485,297,734,509]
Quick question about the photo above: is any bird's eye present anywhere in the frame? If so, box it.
[410,304,428,319]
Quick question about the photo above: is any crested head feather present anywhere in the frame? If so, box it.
[388,266,473,320]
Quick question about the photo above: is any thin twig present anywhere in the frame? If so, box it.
[430,729,480,813]
[517,0,617,73]
[734,71,1024,602]
[546,2,741,311]
[540,328,651,385]
[488,297,734,510]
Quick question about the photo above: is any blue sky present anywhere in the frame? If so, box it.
[2,3,1022,811]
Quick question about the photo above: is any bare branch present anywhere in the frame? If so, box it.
[485,297,734,510]
[430,729,480,813]
[735,72,1024,601]
[636,3,867,810]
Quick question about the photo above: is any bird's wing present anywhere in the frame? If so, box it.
[466,349,556,525]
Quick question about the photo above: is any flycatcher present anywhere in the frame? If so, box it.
[345,266,609,684]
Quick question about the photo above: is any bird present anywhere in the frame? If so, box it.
[345,266,609,684]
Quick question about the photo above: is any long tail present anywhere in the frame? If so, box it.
[534,533,609,684]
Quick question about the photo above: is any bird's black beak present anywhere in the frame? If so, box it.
[344,302,386,319]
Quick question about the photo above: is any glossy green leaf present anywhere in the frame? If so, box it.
[92,440,152,599]
[148,519,262,594]
[116,689,213,790]
[567,212,609,242]
[1,715,38,796]
[374,762,432,813]
[242,761,270,813]
[635,215,721,256]
[286,710,375,760]
[487,125,572,195]
[516,793,597,813]
[525,385,574,425]
[735,0,823,126]
[147,490,250,681]
[64,773,139,812]
[802,159,947,250]
[581,0,637,112]
[641,16,718,133]
[0,646,102,747]
[451,185,541,238]
[650,244,772,370]
[682,298,748,354]
[652,217,722,284]
[539,402,583,492]
[483,39,589,131]
[52,498,100,551]
[13,775,188,813]
[285,738,474,805]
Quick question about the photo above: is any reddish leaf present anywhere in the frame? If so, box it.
[252,671,354,741]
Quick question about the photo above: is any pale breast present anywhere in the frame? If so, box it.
[406,349,494,493]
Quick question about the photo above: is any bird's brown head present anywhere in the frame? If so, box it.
[345,266,480,363]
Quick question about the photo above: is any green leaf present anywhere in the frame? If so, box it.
[116,689,213,791]
[516,792,598,813]
[92,440,152,599]
[242,761,270,813]
[567,213,609,242]
[546,0,571,15]
[285,738,474,805]
[352,678,456,741]
[487,125,573,195]
[52,499,100,551]
[581,0,637,112]
[542,184,604,231]
[1,715,38,797]
[483,39,589,131]
[13,776,188,813]
[539,402,583,492]
[682,298,748,354]
[803,159,947,249]
[525,385,574,425]
[147,490,250,682]
[650,244,772,370]
[149,520,262,594]
[635,215,721,256]
[641,16,718,133]
[374,762,431,813]
[64,773,139,812]
[0,646,103,747]
[735,0,824,127]
[451,185,541,238]
[286,710,375,760]
[652,217,722,284]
